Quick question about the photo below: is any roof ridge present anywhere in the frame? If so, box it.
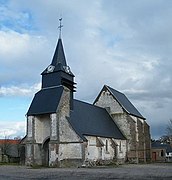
[105,85,124,95]
[74,99,108,111]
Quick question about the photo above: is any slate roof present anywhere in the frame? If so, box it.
[51,38,67,67]
[152,141,172,153]
[68,99,126,141]
[41,38,74,76]
[27,86,63,115]
[106,85,145,119]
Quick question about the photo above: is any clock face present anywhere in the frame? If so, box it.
[47,65,55,72]
[63,66,70,73]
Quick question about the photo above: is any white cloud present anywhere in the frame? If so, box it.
[0,0,172,139]
[0,30,36,59]
[0,83,41,97]
[0,121,26,139]
[0,29,52,85]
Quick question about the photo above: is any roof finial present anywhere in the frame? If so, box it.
[58,17,63,39]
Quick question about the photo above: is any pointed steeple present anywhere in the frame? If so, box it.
[41,18,76,94]
[51,18,65,66]
[51,38,67,67]
[42,18,73,75]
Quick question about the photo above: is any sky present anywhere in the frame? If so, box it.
[0,0,172,140]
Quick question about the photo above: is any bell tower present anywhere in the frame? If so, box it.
[26,19,77,167]
[41,18,76,109]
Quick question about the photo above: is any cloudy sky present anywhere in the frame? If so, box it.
[0,0,172,139]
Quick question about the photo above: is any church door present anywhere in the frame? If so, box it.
[42,138,50,166]
[20,145,25,165]
[152,152,156,162]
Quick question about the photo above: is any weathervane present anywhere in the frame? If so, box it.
[58,17,63,38]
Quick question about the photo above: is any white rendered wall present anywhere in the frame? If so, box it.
[84,136,125,161]
[59,143,82,161]
[34,115,51,143]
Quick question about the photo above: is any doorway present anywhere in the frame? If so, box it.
[42,138,50,166]
[152,152,156,162]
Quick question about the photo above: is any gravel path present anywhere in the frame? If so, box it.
[0,163,171,180]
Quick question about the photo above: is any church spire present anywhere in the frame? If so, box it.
[41,19,75,93]
[42,18,74,75]
[51,18,67,67]
[51,38,67,67]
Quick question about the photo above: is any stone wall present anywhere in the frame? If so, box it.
[94,89,123,115]
[114,139,127,163]
[137,118,145,162]
[25,144,32,165]
[84,136,126,165]
[49,87,83,167]
[25,86,84,167]
[25,114,51,166]
[94,89,130,139]
[144,121,151,162]
[57,87,81,143]
[152,148,166,162]
[94,87,151,163]
[111,113,130,138]
[125,115,138,163]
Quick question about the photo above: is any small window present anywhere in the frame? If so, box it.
[105,140,108,152]
[119,141,122,152]
[161,150,164,157]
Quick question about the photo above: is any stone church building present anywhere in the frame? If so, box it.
[24,31,151,167]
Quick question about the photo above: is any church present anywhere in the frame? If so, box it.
[24,24,151,167]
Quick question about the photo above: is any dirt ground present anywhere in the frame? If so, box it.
[0,163,171,180]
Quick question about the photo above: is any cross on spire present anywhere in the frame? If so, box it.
[58,18,63,39]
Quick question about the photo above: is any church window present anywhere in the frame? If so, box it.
[56,144,59,154]
[105,139,108,152]
[119,141,122,152]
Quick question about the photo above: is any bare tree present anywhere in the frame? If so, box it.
[0,136,21,163]
[0,136,12,162]
[166,119,172,144]
[167,119,172,136]
[159,135,170,144]
[158,120,172,144]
